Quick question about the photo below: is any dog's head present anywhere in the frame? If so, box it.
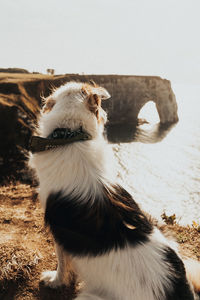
[40,82,110,138]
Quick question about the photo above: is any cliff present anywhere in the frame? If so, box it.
[0,73,178,182]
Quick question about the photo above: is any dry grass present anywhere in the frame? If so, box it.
[0,245,40,284]
[0,183,78,300]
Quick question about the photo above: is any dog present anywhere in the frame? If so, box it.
[29,81,200,299]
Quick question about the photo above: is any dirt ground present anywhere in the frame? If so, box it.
[0,183,78,300]
[0,182,200,300]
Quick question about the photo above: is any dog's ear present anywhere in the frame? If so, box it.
[82,85,110,101]
[42,97,56,113]
[86,93,102,118]
[82,84,110,121]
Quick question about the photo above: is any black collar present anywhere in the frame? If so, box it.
[29,127,92,153]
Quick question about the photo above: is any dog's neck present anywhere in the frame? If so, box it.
[29,127,92,153]
[30,132,114,208]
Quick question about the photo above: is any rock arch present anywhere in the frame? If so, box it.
[60,74,178,125]
[97,75,179,125]
[20,73,178,125]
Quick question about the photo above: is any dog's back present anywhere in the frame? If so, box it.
[44,188,196,300]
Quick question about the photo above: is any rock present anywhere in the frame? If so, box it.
[0,73,178,182]
[0,68,29,74]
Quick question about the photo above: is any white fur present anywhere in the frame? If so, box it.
[30,82,114,208]
[30,82,196,299]
[39,82,108,139]
[73,229,174,300]
[184,259,200,293]
[30,139,114,208]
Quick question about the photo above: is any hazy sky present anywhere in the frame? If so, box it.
[1,0,200,83]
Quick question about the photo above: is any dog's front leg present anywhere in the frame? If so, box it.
[41,242,73,288]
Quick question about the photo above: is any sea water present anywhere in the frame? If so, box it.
[108,84,200,225]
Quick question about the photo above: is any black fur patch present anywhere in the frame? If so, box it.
[163,247,195,300]
[45,185,153,256]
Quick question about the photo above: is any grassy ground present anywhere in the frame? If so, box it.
[0,183,200,299]
[0,73,54,81]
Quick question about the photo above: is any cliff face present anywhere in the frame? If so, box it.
[27,74,178,124]
[0,73,178,182]
[73,75,178,124]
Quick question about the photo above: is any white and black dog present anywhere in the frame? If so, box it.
[29,82,200,300]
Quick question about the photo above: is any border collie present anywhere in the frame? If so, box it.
[29,82,200,299]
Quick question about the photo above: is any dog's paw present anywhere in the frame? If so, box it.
[41,270,63,288]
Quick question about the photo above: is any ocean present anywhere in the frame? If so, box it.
[108,84,200,225]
